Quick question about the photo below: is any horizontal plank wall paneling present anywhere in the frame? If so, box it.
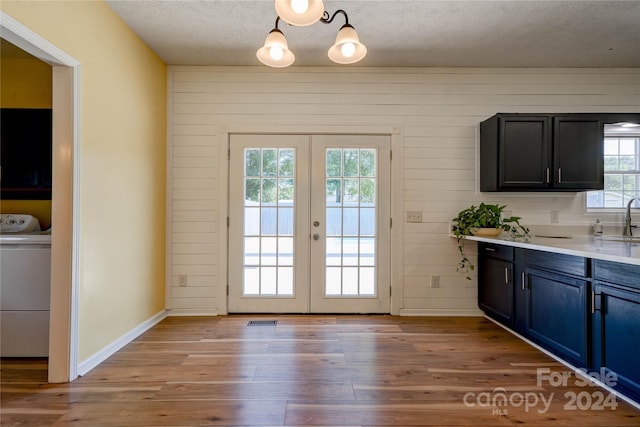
[168,67,640,315]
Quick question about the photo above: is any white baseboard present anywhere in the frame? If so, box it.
[399,308,484,316]
[77,310,167,376]
[167,309,219,316]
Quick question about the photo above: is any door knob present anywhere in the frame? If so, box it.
[313,221,320,227]
[313,233,320,240]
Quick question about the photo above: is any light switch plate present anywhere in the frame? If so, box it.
[430,275,440,288]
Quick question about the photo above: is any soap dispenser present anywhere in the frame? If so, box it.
[593,218,603,236]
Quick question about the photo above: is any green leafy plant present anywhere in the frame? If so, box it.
[451,203,530,279]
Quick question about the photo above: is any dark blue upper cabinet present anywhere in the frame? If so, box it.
[480,113,604,192]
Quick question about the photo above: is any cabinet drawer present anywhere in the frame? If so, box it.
[478,242,513,261]
[525,250,587,277]
[593,260,640,291]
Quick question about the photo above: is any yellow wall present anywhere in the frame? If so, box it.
[1,56,52,107]
[1,1,167,361]
[0,55,53,226]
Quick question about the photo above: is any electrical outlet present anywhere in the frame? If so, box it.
[551,211,560,224]
[178,275,187,287]
[430,275,440,288]
[406,211,423,223]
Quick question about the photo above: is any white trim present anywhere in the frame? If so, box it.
[486,316,640,411]
[165,68,174,310]
[168,309,220,316]
[226,124,396,136]
[77,310,167,376]
[400,308,484,317]
[1,10,81,383]
[390,126,404,315]
[0,12,79,67]
[217,126,230,315]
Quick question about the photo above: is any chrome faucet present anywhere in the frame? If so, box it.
[623,197,639,236]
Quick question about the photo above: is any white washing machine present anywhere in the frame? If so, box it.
[0,214,51,357]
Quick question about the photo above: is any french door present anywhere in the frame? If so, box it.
[228,134,390,313]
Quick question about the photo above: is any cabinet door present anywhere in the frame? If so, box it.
[478,255,514,326]
[553,116,603,190]
[499,116,550,189]
[592,283,640,402]
[525,267,588,367]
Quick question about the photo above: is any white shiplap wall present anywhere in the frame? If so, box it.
[168,66,640,315]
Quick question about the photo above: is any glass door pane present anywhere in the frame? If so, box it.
[243,148,295,296]
[325,148,377,296]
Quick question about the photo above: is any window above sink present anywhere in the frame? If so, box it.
[586,123,640,210]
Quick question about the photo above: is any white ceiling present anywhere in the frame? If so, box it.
[105,0,640,67]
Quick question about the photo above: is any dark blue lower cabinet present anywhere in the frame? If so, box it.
[478,256,514,326]
[524,267,588,367]
[592,283,640,402]
[476,246,640,404]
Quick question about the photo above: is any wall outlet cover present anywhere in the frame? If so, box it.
[406,211,423,223]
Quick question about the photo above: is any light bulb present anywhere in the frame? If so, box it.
[291,0,309,14]
[341,42,356,58]
[270,46,284,61]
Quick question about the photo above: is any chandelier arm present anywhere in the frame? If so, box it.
[274,16,281,29]
[319,9,349,26]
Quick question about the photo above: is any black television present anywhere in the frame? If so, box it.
[0,108,52,200]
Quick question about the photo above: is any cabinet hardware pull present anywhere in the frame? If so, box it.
[505,267,510,284]
[521,272,526,290]
[558,168,562,184]
[546,168,550,184]
[591,291,595,314]
[485,247,496,252]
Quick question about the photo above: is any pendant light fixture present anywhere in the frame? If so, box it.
[256,19,295,68]
[325,11,367,65]
[275,0,325,27]
[257,2,367,68]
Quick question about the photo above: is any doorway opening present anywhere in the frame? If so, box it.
[1,11,80,383]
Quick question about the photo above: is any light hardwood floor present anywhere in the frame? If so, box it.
[1,315,639,426]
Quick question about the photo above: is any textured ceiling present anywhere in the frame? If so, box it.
[107,1,640,67]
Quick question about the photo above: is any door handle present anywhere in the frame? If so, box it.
[558,168,562,184]
[504,267,510,285]
[313,233,320,241]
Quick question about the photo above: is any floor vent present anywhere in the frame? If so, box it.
[247,320,278,327]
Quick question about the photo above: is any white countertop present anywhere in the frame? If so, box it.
[460,233,640,266]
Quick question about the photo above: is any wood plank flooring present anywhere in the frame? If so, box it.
[1,315,639,426]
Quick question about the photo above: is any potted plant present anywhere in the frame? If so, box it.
[451,203,529,279]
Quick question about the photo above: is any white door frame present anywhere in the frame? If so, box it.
[219,124,404,315]
[1,12,81,382]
